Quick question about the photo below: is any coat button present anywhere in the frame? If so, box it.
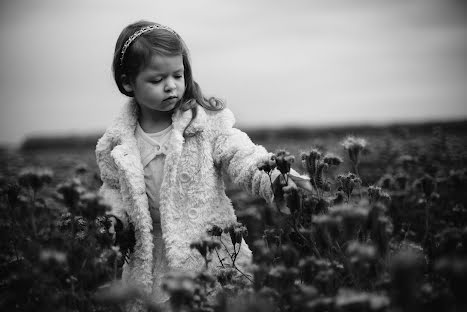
[188,208,198,220]
[180,172,190,182]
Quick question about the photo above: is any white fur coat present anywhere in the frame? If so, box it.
[95,100,275,310]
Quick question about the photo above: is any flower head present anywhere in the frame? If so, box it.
[341,136,367,165]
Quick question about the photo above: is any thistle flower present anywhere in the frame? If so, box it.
[341,136,367,166]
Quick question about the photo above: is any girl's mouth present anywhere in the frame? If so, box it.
[163,96,178,102]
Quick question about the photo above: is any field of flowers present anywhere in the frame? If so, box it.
[1,122,466,312]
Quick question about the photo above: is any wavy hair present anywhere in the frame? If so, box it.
[112,20,224,128]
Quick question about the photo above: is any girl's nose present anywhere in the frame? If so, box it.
[164,78,176,92]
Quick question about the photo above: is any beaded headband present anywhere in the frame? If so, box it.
[119,24,178,66]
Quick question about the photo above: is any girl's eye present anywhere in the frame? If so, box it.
[174,74,183,79]
[150,79,162,84]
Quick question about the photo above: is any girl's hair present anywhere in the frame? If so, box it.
[112,20,224,114]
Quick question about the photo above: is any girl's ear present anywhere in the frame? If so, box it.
[120,74,133,93]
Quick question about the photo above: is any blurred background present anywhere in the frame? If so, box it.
[0,0,466,147]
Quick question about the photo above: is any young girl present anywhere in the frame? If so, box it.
[96,20,301,311]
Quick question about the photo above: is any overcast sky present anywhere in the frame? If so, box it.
[0,0,466,145]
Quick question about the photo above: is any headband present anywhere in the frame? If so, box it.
[119,24,178,66]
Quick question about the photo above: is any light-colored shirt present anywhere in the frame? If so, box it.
[135,122,173,224]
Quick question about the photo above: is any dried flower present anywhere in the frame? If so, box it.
[257,155,277,174]
[341,136,367,165]
[224,222,248,245]
[207,225,223,237]
[337,172,362,200]
[190,237,221,258]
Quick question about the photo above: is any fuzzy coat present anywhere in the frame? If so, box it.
[95,100,275,310]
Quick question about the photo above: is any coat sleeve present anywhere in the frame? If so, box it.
[96,134,129,229]
[211,110,278,204]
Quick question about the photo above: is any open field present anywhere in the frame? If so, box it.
[1,120,466,311]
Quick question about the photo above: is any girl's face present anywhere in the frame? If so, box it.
[123,54,186,113]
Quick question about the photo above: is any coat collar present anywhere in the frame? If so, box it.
[108,99,207,144]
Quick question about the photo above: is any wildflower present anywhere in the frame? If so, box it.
[394,173,409,191]
[332,190,346,205]
[216,267,236,286]
[57,178,85,210]
[257,155,276,174]
[337,172,362,200]
[280,244,299,267]
[323,153,343,167]
[346,241,377,264]
[330,203,369,240]
[206,225,223,237]
[190,237,221,259]
[396,154,417,172]
[301,148,322,177]
[18,167,53,193]
[275,150,295,175]
[224,222,248,246]
[75,163,88,176]
[414,174,436,197]
[39,248,67,265]
[367,185,391,204]
[162,271,198,307]
[315,162,330,191]
[334,288,390,311]
[341,136,367,166]
[390,248,426,310]
[6,182,21,207]
[94,280,142,304]
[377,173,395,190]
[78,192,110,220]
